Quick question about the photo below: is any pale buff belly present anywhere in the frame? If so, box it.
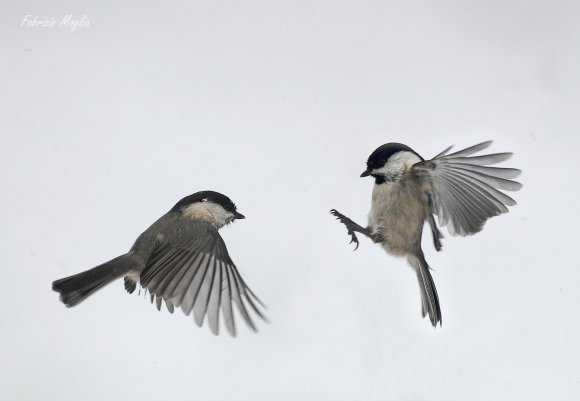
[369,182,426,256]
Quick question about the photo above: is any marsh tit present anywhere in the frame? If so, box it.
[331,141,521,327]
[53,191,265,336]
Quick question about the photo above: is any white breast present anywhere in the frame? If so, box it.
[368,182,396,233]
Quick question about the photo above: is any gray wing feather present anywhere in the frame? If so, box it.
[431,140,492,159]
[442,168,518,206]
[443,163,521,179]
[413,141,522,236]
[231,268,267,319]
[206,258,222,335]
[193,255,216,327]
[440,165,522,191]
[443,153,513,165]
[154,251,194,298]
[220,261,236,336]
[169,253,206,308]
[139,220,264,336]
[160,253,200,300]
[432,145,454,159]
[180,253,211,316]
[227,266,256,331]
[444,140,492,157]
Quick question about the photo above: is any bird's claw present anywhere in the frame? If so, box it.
[330,209,360,250]
[348,233,360,250]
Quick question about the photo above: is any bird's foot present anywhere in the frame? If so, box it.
[330,209,365,250]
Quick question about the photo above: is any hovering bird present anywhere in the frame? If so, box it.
[330,141,522,327]
[53,191,265,336]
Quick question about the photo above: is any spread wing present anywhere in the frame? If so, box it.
[411,141,522,236]
[139,221,265,336]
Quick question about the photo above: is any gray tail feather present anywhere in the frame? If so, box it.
[52,254,137,307]
[408,252,442,327]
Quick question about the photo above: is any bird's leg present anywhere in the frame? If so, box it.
[426,194,443,252]
[330,209,383,250]
[427,214,443,252]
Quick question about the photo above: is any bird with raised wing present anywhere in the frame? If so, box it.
[53,191,265,336]
[331,141,522,327]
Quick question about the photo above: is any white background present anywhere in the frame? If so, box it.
[1,1,579,400]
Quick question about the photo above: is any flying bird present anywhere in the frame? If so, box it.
[53,191,265,336]
[331,141,522,327]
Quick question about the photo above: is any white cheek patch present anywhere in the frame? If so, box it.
[181,201,235,228]
[182,203,215,223]
[373,151,422,176]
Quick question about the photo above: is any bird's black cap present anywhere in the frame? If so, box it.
[361,143,423,177]
[171,191,241,216]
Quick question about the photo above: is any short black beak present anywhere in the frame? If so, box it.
[360,170,371,177]
[234,211,245,220]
